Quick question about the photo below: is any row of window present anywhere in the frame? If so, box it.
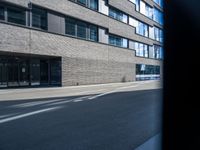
[0,3,163,59]
[129,0,163,25]
[0,4,98,42]
[71,0,163,40]
[109,8,163,42]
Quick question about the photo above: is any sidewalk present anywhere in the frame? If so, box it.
[0,80,162,101]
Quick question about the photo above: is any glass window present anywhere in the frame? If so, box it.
[145,4,153,19]
[0,6,4,20]
[109,7,127,23]
[133,41,149,58]
[89,25,98,41]
[129,17,148,37]
[77,21,87,39]
[109,35,128,48]
[153,8,163,25]
[130,0,140,11]
[7,7,26,25]
[77,0,87,6]
[154,27,163,42]
[65,16,98,41]
[149,26,154,39]
[153,0,163,8]
[140,1,146,15]
[89,0,98,10]
[136,64,160,81]
[32,6,47,30]
[66,17,76,36]
[153,45,163,59]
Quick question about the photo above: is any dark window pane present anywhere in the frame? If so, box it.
[109,8,124,22]
[77,21,87,39]
[109,35,126,48]
[0,6,5,20]
[89,25,98,41]
[66,17,76,36]
[78,0,87,6]
[89,0,98,10]
[7,7,26,25]
[32,6,47,30]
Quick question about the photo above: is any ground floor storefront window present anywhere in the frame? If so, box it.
[0,54,61,88]
[136,64,160,81]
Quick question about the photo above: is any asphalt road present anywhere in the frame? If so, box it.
[0,89,162,150]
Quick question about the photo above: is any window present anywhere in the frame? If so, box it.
[109,7,127,23]
[153,0,163,8]
[136,64,160,81]
[154,27,163,42]
[89,25,98,41]
[109,35,128,48]
[32,6,47,30]
[153,45,163,59]
[66,17,76,36]
[133,41,149,58]
[75,0,98,10]
[7,7,26,25]
[139,1,153,19]
[78,0,87,6]
[77,21,87,39]
[140,1,146,15]
[129,17,149,37]
[153,8,163,25]
[138,22,148,37]
[65,17,98,41]
[149,26,154,39]
[89,0,98,10]
[0,6,4,20]
[130,0,140,11]
[145,4,153,19]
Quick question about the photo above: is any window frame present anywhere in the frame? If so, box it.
[7,6,26,26]
[31,5,48,30]
[65,16,98,42]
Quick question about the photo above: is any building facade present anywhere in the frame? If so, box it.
[0,0,163,88]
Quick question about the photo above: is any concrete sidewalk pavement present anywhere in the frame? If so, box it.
[0,80,162,101]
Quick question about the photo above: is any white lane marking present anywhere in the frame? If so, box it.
[47,96,91,106]
[88,84,141,100]
[71,89,106,95]
[73,99,83,102]
[12,99,66,108]
[88,90,117,100]
[0,106,61,124]
[0,113,17,119]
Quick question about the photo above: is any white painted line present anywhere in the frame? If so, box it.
[0,113,17,119]
[47,96,91,106]
[73,99,83,102]
[0,106,61,124]
[12,99,66,108]
[88,90,117,100]
[88,83,142,100]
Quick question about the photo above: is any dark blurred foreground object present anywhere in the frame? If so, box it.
[163,0,200,149]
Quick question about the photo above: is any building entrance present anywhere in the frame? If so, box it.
[0,54,61,88]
